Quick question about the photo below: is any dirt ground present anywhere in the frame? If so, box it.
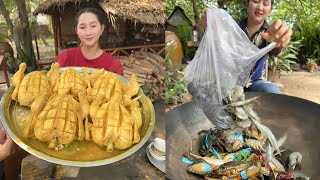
[276,70,320,104]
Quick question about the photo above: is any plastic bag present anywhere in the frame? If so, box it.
[185,8,276,129]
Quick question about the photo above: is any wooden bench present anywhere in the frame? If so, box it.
[36,58,54,70]
[103,44,165,57]
[0,55,10,88]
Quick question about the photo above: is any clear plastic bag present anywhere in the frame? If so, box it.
[185,8,276,129]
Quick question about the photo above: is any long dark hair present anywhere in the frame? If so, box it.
[75,7,105,27]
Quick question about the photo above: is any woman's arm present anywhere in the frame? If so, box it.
[0,123,15,161]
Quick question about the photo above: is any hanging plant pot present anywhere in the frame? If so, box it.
[307,63,318,73]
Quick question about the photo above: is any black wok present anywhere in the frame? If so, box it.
[166,92,320,179]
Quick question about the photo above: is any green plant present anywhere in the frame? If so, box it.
[0,33,11,42]
[5,53,19,70]
[16,44,35,67]
[176,20,196,61]
[268,40,302,73]
[292,20,320,64]
[306,58,317,65]
[165,45,188,104]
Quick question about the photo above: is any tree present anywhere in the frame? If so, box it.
[0,0,36,68]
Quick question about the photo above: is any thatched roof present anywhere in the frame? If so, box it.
[33,0,165,25]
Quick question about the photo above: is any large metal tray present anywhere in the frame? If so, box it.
[0,67,155,167]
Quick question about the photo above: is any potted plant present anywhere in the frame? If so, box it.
[306,58,318,72]
[5,53,19,74]
[16,45,36,72]
[268,40,302,81]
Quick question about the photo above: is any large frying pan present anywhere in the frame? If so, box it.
[166,92,320,179]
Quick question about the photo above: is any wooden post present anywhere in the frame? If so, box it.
[58,14,62,50]
[34,23,40,60]
[52,15,59,56]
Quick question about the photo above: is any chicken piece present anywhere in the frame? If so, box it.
[12,63,52,106]
[123,74,140,106]
[90,79,126,151]
[24,95,49,137]
[91,98,122,152]
[91,101,110,146]
[90,68,105,86]
[18,71,52,106]
[89,74,113,103]
[104,79,122,151]
[82,67,105,100]
[11,63,27,101]
[82,67,92,98]
[31,92,88,150]
[89,73,126,103]
[53,68,87,99]
[114,104,134,150]
[129,95,143,144]
[47,62,60,89]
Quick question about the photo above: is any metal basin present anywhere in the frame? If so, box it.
[166,92,320,179]
[0,67,155,167]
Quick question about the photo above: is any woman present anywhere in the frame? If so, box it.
[56,7,124,76]
[200,1,293,93]
[239,0,293,93]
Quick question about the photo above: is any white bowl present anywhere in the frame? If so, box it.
[146,143,165,172]
[154,138,166,153]
[148,142,165,161]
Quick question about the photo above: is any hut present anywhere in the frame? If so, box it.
[33,0,165,56]
[166,6,192,33]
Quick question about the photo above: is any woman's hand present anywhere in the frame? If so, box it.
[262,19,293,48]
[0,122,15,161]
